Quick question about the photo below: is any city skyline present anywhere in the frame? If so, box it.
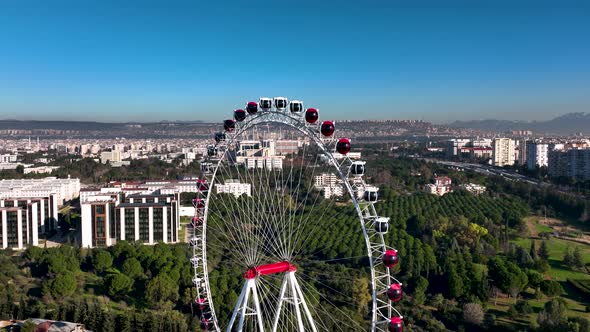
[1,0,589,123]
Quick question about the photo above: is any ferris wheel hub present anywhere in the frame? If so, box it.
[243,261,298,279]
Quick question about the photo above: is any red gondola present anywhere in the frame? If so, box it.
[224,119,236,132]
[383,249,399,268]
[200,318,212,331]
[305,108,319,123]
[388,317,403,332]
[387,283,403,302]
[336,138,351,154]
[195,297,207,311]
[196,180,208,192]
[246,101,258,114]
[192,198,205,209]
[234,109,247,122]
[191,217,202,227]
[320,121,335,137]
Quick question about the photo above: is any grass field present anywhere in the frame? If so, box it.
[512,237,590,281]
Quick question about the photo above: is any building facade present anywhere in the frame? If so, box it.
[526,141,549,170]
[548,148,590,180]
[215,180,252,197]
[0,203,38,250]
[81,191,180,248]
[492,138,515,166]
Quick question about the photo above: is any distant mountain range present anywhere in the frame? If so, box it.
[448,112,590,135]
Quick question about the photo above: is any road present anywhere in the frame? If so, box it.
[423,159,544,186]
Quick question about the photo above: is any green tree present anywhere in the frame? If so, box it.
[537,298,568,330]
[121,257,143,279]
[145,274,179,308]
[351,277,372,315]
[572,247,584,269]
[105,273,134,297]
[563,247,574,268]
[50,273,77,297]
[413,276,428,305]
[20,319,36,332]
[540,280,564,297]
[446,265,464,299]
[539,241,550,261]
[93,250,113,273]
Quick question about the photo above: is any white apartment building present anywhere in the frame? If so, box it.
[215,180,252,197]
[81,191,180,248]
[0,177,80,204]
[314,173,339,187]
[492,138,515,166]
[245,157,284,170]
[0,203,39,250]
[526,141,549,170]
[100,150,122,164]
[0,154,18,163]
[314,173,345,199]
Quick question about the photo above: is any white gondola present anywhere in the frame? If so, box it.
[259,97,273,110]
[289,100,303,113]
[374,217,389,234]
[364,186,379,202]
[274,97,288,110]
[189,236,199,247]
[190,256,200,268]
[192,276,203,287]
[350,161,366,177]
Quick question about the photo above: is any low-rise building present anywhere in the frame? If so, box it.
[215,179,252,197]
[425,176,453,196]
[458,183,486,195]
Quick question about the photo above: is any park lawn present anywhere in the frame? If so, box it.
[489,288,590,328]
[513,237,590,265]
[534,222,553,234]
[513,237,590,281]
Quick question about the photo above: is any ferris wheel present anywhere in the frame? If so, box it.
[189,97,404,332]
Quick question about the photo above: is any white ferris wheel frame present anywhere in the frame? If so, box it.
[190,104,402,332]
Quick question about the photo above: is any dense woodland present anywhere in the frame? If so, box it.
[1,150,590,331]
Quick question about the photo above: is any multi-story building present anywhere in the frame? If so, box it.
[0,154,18,163]
[274,139,301,155]
[314,173,345,199]
[81,189,180,248]
[314,173,339,187]
[100,150,122,164]
[517,139,528,165]
[244,157,284,170]
[215,180,252,197]
[492,138,515,166]
[0,178,80,204]
[526,141,549,170]
[0,178,78,233]
[549,148,590,180]
[0,202,39,249]
[446,139,471,158]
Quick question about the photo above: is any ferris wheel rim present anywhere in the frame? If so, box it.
[193,108,397,332]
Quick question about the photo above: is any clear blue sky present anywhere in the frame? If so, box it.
[0,0,589,123]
